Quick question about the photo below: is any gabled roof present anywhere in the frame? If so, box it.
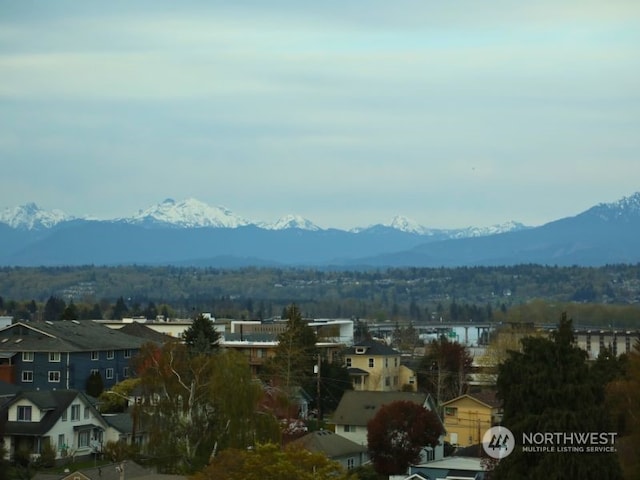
[441,391,501,409]
[31,461,185,480]
[344,339,400,357]
[118,321,174,343]
[0,321,149,352]
[332,390,429,426]
[2,389,107,436]
[290,429,367,458]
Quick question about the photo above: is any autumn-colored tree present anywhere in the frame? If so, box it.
[191,443,356,480]
[417,337,473,404]
[367,400,444,475]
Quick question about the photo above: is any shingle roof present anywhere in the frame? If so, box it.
[290,430,367,458]
[331,390,429,426]
[3,389,79,435]
[344,339,400,357]
[0,321,149,352]
[118,321,174,343]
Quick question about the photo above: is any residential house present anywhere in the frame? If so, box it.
[0,321,153,391]
[441,391,502,447]
[31,460,187,480]
[331,390,445,463]
[407,456,486,480]
[343,340,417,392]
[289,429,369,471]
[0,389,108,462]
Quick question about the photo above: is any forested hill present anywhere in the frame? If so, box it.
[1,264,640,326]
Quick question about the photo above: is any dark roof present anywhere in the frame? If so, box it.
[0,379,21,398]
[224,332,279,342]
[453,443,483,458]
[290,430,367,458]
[347,367,369,376]
[332,390,429,426]
[103,412,133,434]
[2,389,107,436]
[118,321,174,343]
[344,339,400,357]
[0,321,149,352]
[3,389,78,435]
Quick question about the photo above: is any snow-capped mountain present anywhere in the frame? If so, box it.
[451,221,531,239]
[584,192,640,221]
[387,215,436,235]
[0,202,73,230]
[259,214,321,231]
[124,198,251,229]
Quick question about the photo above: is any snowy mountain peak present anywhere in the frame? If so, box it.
[0,203,72,230]
[126,198,251,228]
[453,220,530,238]
[260,214,321,231]
[387,215,431,235]
[588,192,640,220]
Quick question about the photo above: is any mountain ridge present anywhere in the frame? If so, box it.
[1,191,639,268]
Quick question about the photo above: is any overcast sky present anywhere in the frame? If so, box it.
[2,1,639,229]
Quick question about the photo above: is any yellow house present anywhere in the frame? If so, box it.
[441,392,502,447]
[343,340,417,392]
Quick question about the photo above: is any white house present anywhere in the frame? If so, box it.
[1,389,108,462]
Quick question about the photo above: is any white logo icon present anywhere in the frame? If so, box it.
[482,426,515,459]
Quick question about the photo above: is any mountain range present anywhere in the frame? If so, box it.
[1,193,639,268]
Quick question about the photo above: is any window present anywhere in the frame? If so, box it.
[22,371,33,382]
[58,434,66,450]
[343,425,354,433]
[385,376,390,387]
[347,458,355,470]
[106,368,114,380]
[123,367,130,378]
[445,407,458,417]
[78,430,90,448]
[384,358,388,368]
[71,404,80,421]
[90,369,99,376]
[22,352,34,362]
[368,358,374,368]
[49,352,61,362]
[91,351,99,361]
[84,406,90,420]
[345,358,352,367]
[107,350,114,360]
[124,349,132,358]
[394,357,398,367]
[48,371,60,383]
[18,406,32,421]
[62,409,67,421]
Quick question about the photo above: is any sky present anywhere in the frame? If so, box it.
[1,1,639,230]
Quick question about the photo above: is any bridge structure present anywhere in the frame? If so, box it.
[368,321,498,346]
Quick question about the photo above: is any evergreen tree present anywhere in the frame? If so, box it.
[85,371,104,398]
[43,295,66,321]
[182,314,220,354]
[112,296,129,320]
[492,313,622,479]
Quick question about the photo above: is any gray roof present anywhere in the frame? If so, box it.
[118,322,175,343]
[344,339,400,356]
[31,461,186,480]
[0,321,149,352]
[290,430,367,458]
[331,390,429,426]
[2,389,107,436]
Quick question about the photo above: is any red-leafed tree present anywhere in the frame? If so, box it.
[367,400,444,475]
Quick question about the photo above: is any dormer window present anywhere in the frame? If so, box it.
[18,405,32,422]
[355,347,367,354]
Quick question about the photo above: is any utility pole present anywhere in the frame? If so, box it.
[315,354,322,424]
